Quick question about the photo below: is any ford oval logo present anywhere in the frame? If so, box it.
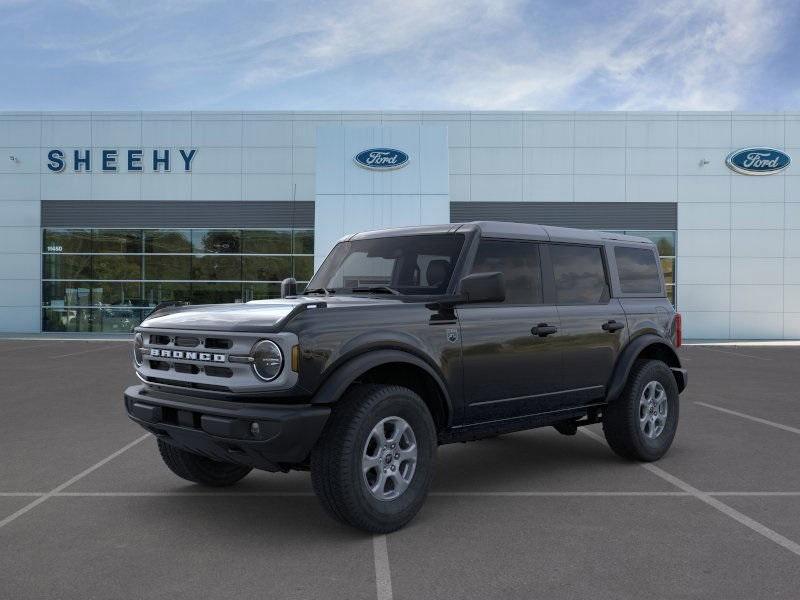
[354,148,409,170]
[726,147,790,175]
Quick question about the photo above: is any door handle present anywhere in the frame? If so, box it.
[531,323,558,337]
[602,320,625,333]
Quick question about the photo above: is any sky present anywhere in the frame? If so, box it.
[1,0,798,111]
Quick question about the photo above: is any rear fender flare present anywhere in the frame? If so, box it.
[606,334,684,403]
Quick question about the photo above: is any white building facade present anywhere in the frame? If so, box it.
[1,110,798,339]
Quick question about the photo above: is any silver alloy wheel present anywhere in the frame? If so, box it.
[362,416,418,501]
[639,380,668,439]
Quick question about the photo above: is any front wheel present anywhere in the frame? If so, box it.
[311,384,437,533]
[602,359,679,462]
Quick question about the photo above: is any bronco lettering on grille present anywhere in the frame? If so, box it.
[148,348,226,362]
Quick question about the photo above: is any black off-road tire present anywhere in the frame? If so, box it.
[602,359,679,462]
[311,384,437,533]
[157,439,252,486]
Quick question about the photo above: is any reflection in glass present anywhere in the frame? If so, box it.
[42,308,145,333]
[243,256,292,281]
[293,229,314,254]
[43,281,144,307]
[145,230,192,253]
[92,255,143,280]
[190,282,242,304]
[242,230,291,254]
[93,229,142,253]
[192,229,241,253]
[144,282,192,305]
[43,229,92,253]
[293,256,314,280]
[242,283,281,302]
[192,255,242,280]
[43,254,92,279]
[144,255,192,280]
[660,258,675,285]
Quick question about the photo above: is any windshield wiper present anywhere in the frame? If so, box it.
[303,287,335,296]
[351,286,400,295]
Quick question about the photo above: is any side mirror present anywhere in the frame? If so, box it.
[280,277,298,298]
[457,272,505,304]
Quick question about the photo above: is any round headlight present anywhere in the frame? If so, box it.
[251,340,284,381]
[133,332,144,367]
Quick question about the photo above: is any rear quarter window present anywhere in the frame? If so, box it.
[614,246,662,294]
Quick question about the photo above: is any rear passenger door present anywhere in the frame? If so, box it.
[545,243,627,406]
[458,239,564,423]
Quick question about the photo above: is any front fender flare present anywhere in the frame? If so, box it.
[606,334,685,403]
[309,348,453,422]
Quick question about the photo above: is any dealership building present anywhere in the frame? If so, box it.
[0,110,798,339]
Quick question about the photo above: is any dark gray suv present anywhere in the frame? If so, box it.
[124,221,686,532]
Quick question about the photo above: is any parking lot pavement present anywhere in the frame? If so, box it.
[1,340,799,600]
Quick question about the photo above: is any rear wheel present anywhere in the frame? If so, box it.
[602,359,679,461]
[157,439,252,486]
[311,384,437,533]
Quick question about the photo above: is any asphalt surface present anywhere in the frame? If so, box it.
[1,341,799,599]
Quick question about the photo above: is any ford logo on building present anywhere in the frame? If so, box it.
[726,147,790,175]
[354,148,409,170]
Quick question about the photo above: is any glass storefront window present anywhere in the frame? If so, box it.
[43,254,93,279]
[93,229,142,253]
[41,227,315,331]
[144,230,192,253]
[242,230,292,254]
[43,229,92,253]
[192,229,241,253]
[192,255,243,280]
[293,229,314,254]
[293,256,314,280]
[92,255,143,280]
[243,256,292,281]
[144,255,192,280]
[242,282,281,302]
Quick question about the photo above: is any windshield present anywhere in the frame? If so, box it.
[307,233,465,295]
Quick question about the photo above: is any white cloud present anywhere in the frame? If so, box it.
[2,0,793,109]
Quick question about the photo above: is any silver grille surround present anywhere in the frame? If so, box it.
[135,328,299,395]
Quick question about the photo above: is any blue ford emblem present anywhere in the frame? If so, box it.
[726,147,790,175]
[354,148,409,170]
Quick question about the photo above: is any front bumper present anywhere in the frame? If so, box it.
[124,384,330,471]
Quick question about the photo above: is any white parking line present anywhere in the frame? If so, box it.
[0,342,65,355]
[0,433,150,530]
[694,347,771,361]
[579,429,800,557]
[3,490,800,498]
[48,344,125,359]
[695,402,800,436]
[373,534,394,600]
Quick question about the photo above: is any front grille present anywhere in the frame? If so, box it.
[136,328,297,395]
[206,337,233,350]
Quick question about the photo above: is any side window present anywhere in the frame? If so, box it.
[614,246,662,294]
[470,239,542,304]
[550,244,608,304]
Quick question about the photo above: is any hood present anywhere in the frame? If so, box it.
[138,295,407,332]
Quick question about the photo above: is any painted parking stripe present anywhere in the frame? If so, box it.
[695,347,771,361]
[373,534,394,600]
[579,429,800,557]
[696,402,800,436]
[48,343,126,359]
[0,433,149,530]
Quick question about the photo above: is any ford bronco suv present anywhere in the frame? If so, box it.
[125,221,686,532]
